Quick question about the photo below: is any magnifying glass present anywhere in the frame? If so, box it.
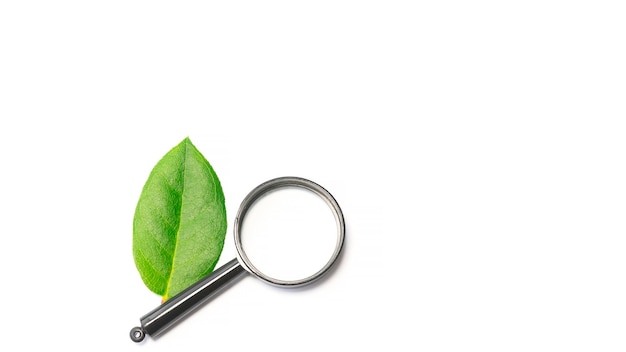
[130,177,345,342]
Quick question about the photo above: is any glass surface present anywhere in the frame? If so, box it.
[239,187,338,282]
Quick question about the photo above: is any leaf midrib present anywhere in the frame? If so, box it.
[162,139,188,299]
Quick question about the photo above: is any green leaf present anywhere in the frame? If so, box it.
[133,137,227,301]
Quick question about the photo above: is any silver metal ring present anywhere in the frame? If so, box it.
[234,177,345,287]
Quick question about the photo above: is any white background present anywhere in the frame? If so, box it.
[1,1,625,351]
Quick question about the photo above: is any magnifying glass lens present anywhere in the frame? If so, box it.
[239,187,338,282]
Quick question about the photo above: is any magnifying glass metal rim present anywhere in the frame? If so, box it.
[234,176,346,287]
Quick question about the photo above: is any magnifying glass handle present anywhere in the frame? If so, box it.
[130,258,246,342]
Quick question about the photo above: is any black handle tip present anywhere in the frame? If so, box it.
[130,327,146,342]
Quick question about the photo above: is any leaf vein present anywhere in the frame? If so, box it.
[141,226,174,259]
[153,208,178,233]
[135,246,168,282]
[162,140,188,299]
